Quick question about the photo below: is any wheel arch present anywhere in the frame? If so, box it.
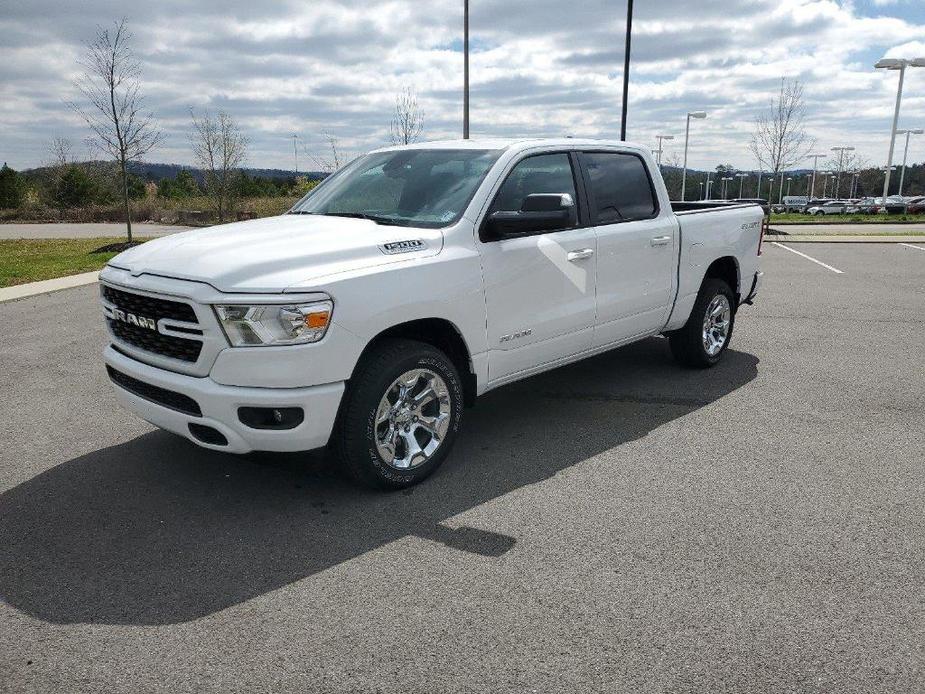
[352,318,477,407]
[703,255,741,303]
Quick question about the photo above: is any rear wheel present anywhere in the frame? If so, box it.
[669,278,735,368]
[333,338,464,489]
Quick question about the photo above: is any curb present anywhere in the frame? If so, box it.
[0,271,99,303]
[767,235,925,243]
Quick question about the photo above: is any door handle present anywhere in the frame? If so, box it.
[650,235,672,246]
[567,248,595,261]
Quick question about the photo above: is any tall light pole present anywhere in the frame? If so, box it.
[806,152,826,199]
[830,146,855,198]
[896,128,924,195]
[705,176,713,199]
[290,134,300,174]
[699,181,704,200]
[875,57,925,200]
[681,111,707,200]
[655,134,674,165]
[721,176,733,199]
[786,176,793,197]
[736,172,748,198]
[463,0,469,139]
[620,0,634,141]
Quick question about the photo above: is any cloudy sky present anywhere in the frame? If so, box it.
[1,0,924,173]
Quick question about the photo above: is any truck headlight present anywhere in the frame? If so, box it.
[214,300,333,346]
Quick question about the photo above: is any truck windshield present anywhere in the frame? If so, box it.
[289,148,501,228]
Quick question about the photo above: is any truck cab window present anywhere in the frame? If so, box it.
[490,153,577,224]
[582,152,657,224]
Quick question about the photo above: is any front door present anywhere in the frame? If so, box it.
[477,152,597,384]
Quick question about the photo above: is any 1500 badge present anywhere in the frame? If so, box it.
[379,239,427,255]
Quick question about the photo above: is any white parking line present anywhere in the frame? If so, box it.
[770,242,844,274]
[899,243,925,252]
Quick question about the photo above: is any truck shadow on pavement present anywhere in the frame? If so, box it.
[0,338,758,625]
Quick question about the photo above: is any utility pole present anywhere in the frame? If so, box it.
[463,0,469,139]
[896,128,924,195]
[654,134,674,166]
[806,153,826,200]
[831,146,855,197]
[620,0,634,141]
[290,134,300,175]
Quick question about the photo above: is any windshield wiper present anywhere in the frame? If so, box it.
[321,212,399,225]
[288,210,320,215]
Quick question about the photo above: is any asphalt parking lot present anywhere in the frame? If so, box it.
[0,243,922,693]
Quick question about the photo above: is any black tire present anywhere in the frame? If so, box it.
[333,338,464,489]
[668,278,735,368]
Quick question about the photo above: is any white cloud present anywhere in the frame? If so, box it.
[0,0,923,172]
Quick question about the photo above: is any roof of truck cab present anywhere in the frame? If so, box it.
[372,137,649,154]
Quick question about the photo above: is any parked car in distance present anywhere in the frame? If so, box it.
[781,196,808,212]
[905,196,925,214]
[807,200,851,215]
[99,138,764,489]
[856,197,882,214]
[883,195,908,215]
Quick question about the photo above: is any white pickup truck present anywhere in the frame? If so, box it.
[100,138,764,488]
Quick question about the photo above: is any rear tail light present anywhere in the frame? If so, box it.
[758,215,768,256]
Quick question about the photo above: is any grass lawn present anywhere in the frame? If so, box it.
[770,213,924,224]
[0,237,149,288]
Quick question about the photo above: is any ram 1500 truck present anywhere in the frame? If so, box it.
[100,138,764,488]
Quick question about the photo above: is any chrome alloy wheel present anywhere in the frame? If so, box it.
[374,368,452,470]
[702,294,731,357]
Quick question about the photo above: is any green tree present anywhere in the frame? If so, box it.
[53,166,98,208]
[0,163,25,208]
[158,170,200,199]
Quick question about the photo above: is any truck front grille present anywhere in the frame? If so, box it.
[108,321,203,362]
[102,285,203,362]
[106,365,202,417]
[102,285,197,322]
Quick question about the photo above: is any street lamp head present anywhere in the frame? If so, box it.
[688,111,707,119]
[657,134,675,140]
[875,58,904,69]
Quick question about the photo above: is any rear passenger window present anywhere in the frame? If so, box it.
[582,152,657,224]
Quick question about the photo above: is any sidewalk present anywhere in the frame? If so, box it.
[0,271,99,303]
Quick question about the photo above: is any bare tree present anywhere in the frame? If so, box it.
[748,78,814,204]
[389,86,424,146]
[190,108,248,223]
[47,137,73,168]
[307,132,344,174]
[69,19,163,243]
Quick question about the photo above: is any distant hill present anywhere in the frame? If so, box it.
[128,162,327,183]
[23,161,327,183]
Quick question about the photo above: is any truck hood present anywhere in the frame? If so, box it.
[107,214,443,293]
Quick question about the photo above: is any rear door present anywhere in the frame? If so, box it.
[578,150,678,348]
[477,151,597,383]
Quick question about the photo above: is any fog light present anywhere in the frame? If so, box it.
[238,407,304,430]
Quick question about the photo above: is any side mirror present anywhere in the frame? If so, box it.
[486,193,577,238]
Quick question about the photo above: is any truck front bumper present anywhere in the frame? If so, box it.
[104,345,344,454]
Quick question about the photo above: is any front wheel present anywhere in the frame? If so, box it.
[333,338,464,489]
[668,278,735,368]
